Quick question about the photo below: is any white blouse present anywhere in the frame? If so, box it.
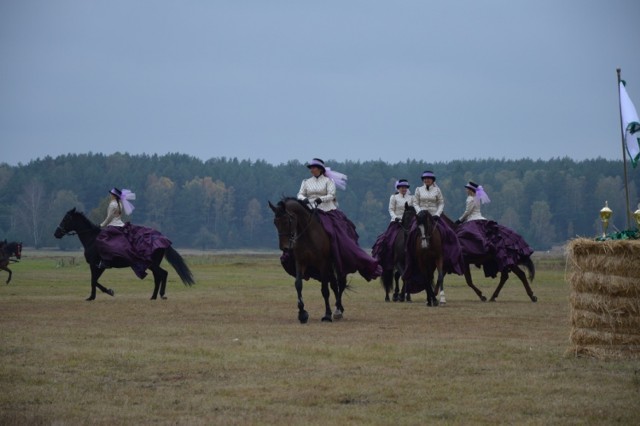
[413,184,444,216]
[297,175,338,212]
[459,195,485,222]
[100,200,125,227]
[389,192,413,221]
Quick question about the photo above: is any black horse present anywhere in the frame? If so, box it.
[54,208,194,300]
[0,240,22,284]
[402,205,443,306]
[441,214,537,302]
[268,197,346,323]
[374,222,411,303]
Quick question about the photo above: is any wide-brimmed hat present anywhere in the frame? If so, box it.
[109,187,122,199]
[421,171,436,181]
[465,181,479,192]
[395,179,410,189]
[306,158,326,172]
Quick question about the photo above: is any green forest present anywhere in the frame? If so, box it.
[1,153,638,251]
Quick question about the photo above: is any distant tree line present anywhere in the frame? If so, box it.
[1,153,638,251]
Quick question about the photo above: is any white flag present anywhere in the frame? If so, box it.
[620,81,640,167]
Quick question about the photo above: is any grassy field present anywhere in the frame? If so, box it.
[1,250,638,425]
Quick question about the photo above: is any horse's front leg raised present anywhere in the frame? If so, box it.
[294,272,308,324]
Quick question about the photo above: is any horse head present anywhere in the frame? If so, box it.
[10,242,22,259]
[54,208,99,239]
[54,208,77,239]
[401,203,417,229]
[269,197,310,251]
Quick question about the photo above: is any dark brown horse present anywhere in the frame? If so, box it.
[54,208,194,301]
[377,222,411,303]
[268,197,346,323]
[402,205,443,306]
[0,240,22,284]
[441,214,537,302]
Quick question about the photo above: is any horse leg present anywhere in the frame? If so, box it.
[150,269,161,300]
[294,272,309,324]
[1,266,11,284]
[510,265,538,302]
[392,269,401,302]
[381,269,393,302]
[331,274,346,320]
[320,278,333,322]
[489,271,509,302]
[424,265,438,307]
[463,264,486,302]
[88,266,113,301]
[435,260,446,305]
[158,268,169,300]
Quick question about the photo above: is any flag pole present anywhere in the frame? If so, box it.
[617,68,632,228]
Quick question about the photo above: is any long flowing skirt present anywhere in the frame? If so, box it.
[456,219,533,278]
[95,223,172,279]
[280,209,382,282]
[371,221,403,272]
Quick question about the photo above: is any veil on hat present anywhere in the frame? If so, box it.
[119,189,136,215]
[325,167,348,190]
[474,185,491,205]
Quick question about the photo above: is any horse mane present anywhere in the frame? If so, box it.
[278,196,310,213]
[70,209,101,232]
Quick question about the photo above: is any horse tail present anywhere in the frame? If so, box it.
[520,256,535,283]
[165,246,195,286]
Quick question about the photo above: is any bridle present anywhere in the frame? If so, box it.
[55,223,78,237]
[277,203,318,250]
[55,213,96,237]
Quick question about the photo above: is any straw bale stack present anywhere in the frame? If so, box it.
[566,238,640,359]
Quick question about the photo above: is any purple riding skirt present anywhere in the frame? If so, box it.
[371,221,403,272]
[95,223,172,279]
[280,209,382,282]
[456,220,533,278]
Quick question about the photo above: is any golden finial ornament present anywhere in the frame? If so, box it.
[600,201,613,237]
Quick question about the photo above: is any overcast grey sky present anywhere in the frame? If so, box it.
[1,1,639,166]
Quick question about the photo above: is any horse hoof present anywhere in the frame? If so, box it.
[480,296,487,302]
[107,289,115,297]
[85,297,95,301]
[406,295,412,302]
[299,311,309,324]
[333,311,343,320]
[392,294,399,302]
[162,296,168,300]
[489,298,496,302]
[322,316,333,322]
[531,295,538,303]
[385,297,390,302]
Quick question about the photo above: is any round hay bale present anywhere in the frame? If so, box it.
[566,238,640,359]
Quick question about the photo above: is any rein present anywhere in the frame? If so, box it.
[282,203,319,249]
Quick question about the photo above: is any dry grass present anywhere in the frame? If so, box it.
[1,250,639,425]
[566,238,640,359]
